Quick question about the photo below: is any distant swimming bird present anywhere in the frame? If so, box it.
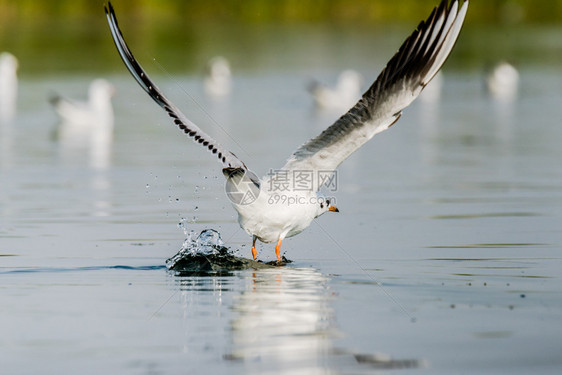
[50,79,115,127]
[204,56,232,98]
[50,79,115,169]
[106,0,469,262]
[308,69,363,110]
[485,61,519,101]
[0,52,18,123]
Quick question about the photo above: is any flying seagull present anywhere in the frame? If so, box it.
[105,0,468,262]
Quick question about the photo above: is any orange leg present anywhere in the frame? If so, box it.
[275,238,283,262]
[251,236,257,260]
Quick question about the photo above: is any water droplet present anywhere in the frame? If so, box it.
[177,218,189,236]
[146,184,150,189]
[194,206,199,211]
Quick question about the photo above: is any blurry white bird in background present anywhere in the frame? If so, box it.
[204,56,232,98]
[308,69,363,111]
[50,78,115,127]
[485,61,519,101]
[50,79,116,169]
[0,52,19,124]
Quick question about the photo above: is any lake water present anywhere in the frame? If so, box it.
[2,23,562,374]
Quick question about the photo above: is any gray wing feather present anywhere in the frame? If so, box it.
[105,2,247,170]
[281,0,468,189]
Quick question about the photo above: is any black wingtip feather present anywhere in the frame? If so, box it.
[285,0,467,168]
[104,1,247,170]
[367,0,464,93]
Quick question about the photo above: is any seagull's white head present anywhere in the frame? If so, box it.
[0,52,18,73]
[337,69,363,93]
[206,56,231,82]
[315,196,339,218]
[88,79,116,117]
[89,79,116,101]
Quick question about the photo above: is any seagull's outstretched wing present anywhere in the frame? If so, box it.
[104,2,247,170]
[281,0,468,190]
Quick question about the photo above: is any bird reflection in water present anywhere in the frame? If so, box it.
[225,268,427,373]
[226,267,335,374]
[174,263,426,373]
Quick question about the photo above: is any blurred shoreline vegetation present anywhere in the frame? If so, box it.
[1,0,562,25]
[0,0,561,75]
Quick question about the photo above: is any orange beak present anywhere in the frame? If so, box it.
[329,206,339,212]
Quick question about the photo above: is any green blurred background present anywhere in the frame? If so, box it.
[0,0,560,75]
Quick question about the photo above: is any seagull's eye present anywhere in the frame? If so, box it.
[320,203,324,209]
[326,199,330,206]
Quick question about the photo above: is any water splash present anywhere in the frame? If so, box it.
[166,228,283,276]
[179,228,225,257]
[166,228,237,275]
[175,219,218,255]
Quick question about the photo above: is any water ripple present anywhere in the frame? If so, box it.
[0,264,166,275]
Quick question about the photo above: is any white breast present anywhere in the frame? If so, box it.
[232,189,319,243]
